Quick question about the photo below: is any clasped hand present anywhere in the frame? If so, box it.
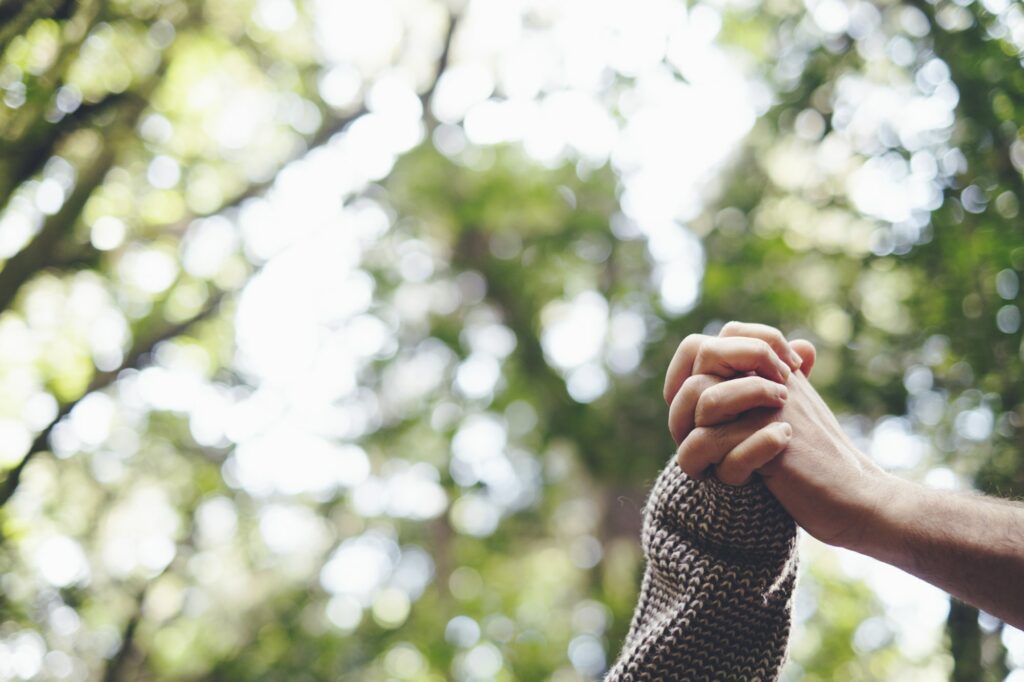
[664,322,888,551]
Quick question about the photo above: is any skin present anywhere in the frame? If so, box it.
[664,321,1024,629]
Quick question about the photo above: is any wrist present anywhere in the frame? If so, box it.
[841,469,912,560]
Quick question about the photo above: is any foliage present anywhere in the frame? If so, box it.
[0,0,1022,680]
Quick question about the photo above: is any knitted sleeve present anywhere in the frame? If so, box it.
[606,458,799,682]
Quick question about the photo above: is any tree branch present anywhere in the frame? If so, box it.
[98,511,197,682]
[0,0,28,26]
[0,146,116,313]
[0,68,158,312]
[420,11,458,126]
[0,0,71,58]
[0,87,148,216]
[0,289,226,506]
[0,0,171,213]
[0,9,462,508]
[162,7,460,235]
[100,586,146,682]
[2,0,105,143]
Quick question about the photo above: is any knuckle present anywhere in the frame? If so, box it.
[688,426,714,451]
[765,424,788,449]
[681,333,705,353]
[762,432,783,451]
[693,343,713,370]
[679,372,712,409]
[754,338,773,358]
[759,378,779,399]
[695,390,720,424]
[676,444,702,478]
[674,441,690,471]
[674,447,688,472]
[680,374,704,400]
[667,335,708,401]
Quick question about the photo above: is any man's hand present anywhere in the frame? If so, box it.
[665,322,888,550]
[667,321,1024,629]
[760,369,889,550]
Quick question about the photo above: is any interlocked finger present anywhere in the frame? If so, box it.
[664,332,796,406]
[719,321,804,370]
[675,409,779,479]
[691,337,792,385]
[668,374,723,445]
[663,334,710,405]
[715,422,793,486]
[694,375,788,429]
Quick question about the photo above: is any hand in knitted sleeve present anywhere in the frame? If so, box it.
[606,458,799,682]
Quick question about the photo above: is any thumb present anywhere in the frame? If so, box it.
[789,339,816,377]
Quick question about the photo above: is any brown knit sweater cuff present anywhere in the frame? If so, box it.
[606,458,799,681]
[645,462,796,565]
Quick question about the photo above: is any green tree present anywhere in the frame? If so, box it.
[0,0,1022,680]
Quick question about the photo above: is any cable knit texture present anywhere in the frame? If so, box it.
[606,458,799,681]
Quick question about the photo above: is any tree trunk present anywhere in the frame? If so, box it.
[948,600,981,682]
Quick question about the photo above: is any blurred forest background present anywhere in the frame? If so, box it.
[0,0,1023,680]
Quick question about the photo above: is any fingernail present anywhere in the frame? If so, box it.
[776,385,788,400]
[778,422,793,438]
[789,350,803,368]
[780,363,791,381]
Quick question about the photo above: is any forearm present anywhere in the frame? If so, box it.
[856,475,1024,628]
